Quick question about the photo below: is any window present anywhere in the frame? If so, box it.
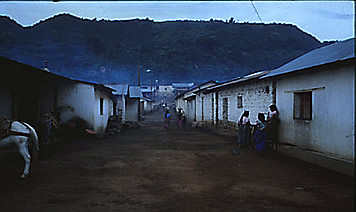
[100,98,104,115]
[294,92,312,120]
[223,98,228,120]
[237,96,243,108]
[265,86,270,94]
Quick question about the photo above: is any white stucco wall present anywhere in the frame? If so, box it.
[182,82,217,123]
[175,97,185,112]
[116,95,126,122]
[276,63,354,161]
[57,82,95,129]
[93,87,113,134]
[196,92,215,125]
[142,100,152,112]
[216,80,274,126]
[187,99,196,121]
[158,85,174,97]
[126,98,139,122]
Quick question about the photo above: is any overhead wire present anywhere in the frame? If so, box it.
[250,0,263,23]
[99,2,109,21]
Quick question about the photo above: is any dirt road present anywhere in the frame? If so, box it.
[0,111,353,211]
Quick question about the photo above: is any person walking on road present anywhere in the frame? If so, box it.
[177,108,184,129]
[254,113,267,156]
[164,109,171,129]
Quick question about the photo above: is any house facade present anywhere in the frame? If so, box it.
[262,38,355,164]
[0,56,115,135]
[172,82,195,97]
[176,81,217,123]
[57,80,114,134]
[106,83,128,123]
[197,72,275,135]
[0,57,67,125]
[126,86,143,122]
[141,97,153,113]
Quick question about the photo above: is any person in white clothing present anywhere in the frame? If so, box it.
[237,111,251,148]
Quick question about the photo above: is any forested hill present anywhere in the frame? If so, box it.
[0,14,330,84]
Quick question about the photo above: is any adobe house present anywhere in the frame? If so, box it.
[56,79,115,135]
[261,38,354,176]
[172,82,195,97]
[141,97,153,114]
[0,56,68,125]
[175,81,217,123]
[201,71,274,135]
[126,86,143,122]
[106,83,128,123]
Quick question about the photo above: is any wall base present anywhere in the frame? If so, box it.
[278,144,354,177]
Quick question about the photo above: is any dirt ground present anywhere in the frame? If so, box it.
[0,111,354,211]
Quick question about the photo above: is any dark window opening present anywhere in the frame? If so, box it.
[265,86,270,94]
[294,92,312,120]
[237,96,243,108]
[100,98,104,115]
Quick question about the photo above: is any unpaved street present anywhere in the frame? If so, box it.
[0,111,353,211]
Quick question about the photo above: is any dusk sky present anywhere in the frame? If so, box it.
[0,1,354,42]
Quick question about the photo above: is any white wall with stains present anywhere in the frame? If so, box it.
[216,80,274,126]
[57,82,113,134]
[93,87,113,133]
[276,63,354,161]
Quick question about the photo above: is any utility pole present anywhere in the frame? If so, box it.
[137,59,140,86]
[137,58,141,122]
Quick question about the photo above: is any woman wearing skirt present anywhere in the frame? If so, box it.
[254,113,267,156]
[237,111,251,148]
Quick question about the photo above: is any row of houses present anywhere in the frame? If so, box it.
[176,38,355,176]
[0,56,155,135]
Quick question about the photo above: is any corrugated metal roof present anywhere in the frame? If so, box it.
[141,88,153,93]
[207,70,269,91]
[141,97,153,102]
[0,56,115,92]
[262,38,355,79]
[183,94,196,100]
[172,82,195,88]
[175,80,217,99]
[129,86,143,98]
[106,84,128,95]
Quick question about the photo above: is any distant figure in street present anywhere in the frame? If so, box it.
[267,104,280,151]
[254,113,267,156]
[182,114,187,130]
[164,109,171,129]
[192,119,198,128]
[237,110,251,148]
[177,108,184,129]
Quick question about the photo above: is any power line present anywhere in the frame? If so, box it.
[250,0,263,23]
[99,2,109,20]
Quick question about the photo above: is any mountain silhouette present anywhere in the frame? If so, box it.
[0,14,330,84]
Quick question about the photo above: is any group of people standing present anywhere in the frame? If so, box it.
[162,104,279,157]
[237,104,280,156]
[163,107,186,130]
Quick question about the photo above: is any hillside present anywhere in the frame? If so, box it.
[0,14,327,84]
